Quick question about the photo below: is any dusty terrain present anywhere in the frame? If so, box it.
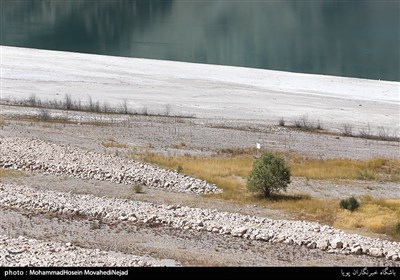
[1,46,399,135]
[0,106,399,266]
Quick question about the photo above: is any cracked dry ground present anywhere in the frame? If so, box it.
[0,115,399,266]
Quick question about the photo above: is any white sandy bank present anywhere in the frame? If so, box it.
[1,46,399,134]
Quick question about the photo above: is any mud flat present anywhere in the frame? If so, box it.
[1,46,399,134]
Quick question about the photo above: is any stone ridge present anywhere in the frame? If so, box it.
[0,235,179,267]
[0,137,221,195]
[1,184,399,262]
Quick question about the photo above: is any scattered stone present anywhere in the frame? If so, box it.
[307,242,317,249]
[330,238,343,249]
[0,234,178,267]
[232,227,248,237]
[0,181,398,261]
[350,245,362,255]
[385,250,397,260]
[369,248,383,258]
[0,137,222,195]
[317,240,329,250]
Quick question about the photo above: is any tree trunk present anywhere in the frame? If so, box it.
[263,188,271,198]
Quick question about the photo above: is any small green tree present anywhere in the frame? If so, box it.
[247,153,291,198]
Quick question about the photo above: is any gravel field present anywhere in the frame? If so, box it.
[1,183,399,262]
[0,110,399,266]
[1,105,399,160]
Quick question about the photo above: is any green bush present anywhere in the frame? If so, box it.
[177,165,183,174]
[340,196,360,212]
[395,223,400,235]
[247,152,291,198]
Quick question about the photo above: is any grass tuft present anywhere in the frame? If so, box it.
[0,168,24,179]
[132,184,143,194]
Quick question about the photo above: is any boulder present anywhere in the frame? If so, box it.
[330,238,343,249]
[317,240,329,250]
[350,246,362,255]
[231,227,248,237]
[369,248,383,258]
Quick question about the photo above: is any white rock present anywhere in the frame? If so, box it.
[307,242,317,249]
[369,247,383,257]
[385,250,397,260]
[231,227,248,237]
[350,246,362,255]
[317,240,329,250]
[330,238,343,249]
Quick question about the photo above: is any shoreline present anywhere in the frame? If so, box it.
[1,45,399,135]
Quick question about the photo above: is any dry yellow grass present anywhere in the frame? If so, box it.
[137,152,400,239]
[291,157,400,181]
[0,168,23,179]
[141,153,253,201]
[334,198,400,239]
[142,153,400,182]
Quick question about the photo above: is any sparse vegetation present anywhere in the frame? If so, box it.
[121,99,129,114]
[134,152,400,239]
[247,153,291,198]
[176,165,183,173]
[394,222,400,235]
[0,168,24,179]
[28,93,38,107]
[164,104,171,116]
[340,197,360,212]
[139,106,148,116]
[353,124,398,141]
[293,115,323,132]
[38,109,51,121]
[278,117,285,127]
[132,184,143,194]
[64,94,73,110]
[341,123,354,136]
[139,153,400,187]
[290,157,400,181]
[89,220,102,230]
[1,95,195,118]
[316,120,322,130]
[101,136,128,148]
[334,197,400,240]
[137,153,253,202]
[173,141,187,149]
[216,147,257,156]
[376,126,397,141]
[358,123,372,139]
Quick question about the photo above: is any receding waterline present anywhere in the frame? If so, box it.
[1,1,399,81]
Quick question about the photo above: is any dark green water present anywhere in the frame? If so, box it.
[1,0,399,81]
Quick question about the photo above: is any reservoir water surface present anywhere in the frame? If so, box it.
[1,0,399,81]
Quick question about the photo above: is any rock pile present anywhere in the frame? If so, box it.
[0,235,179,266]
[1,184,399,261]
[0,137,221,194]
